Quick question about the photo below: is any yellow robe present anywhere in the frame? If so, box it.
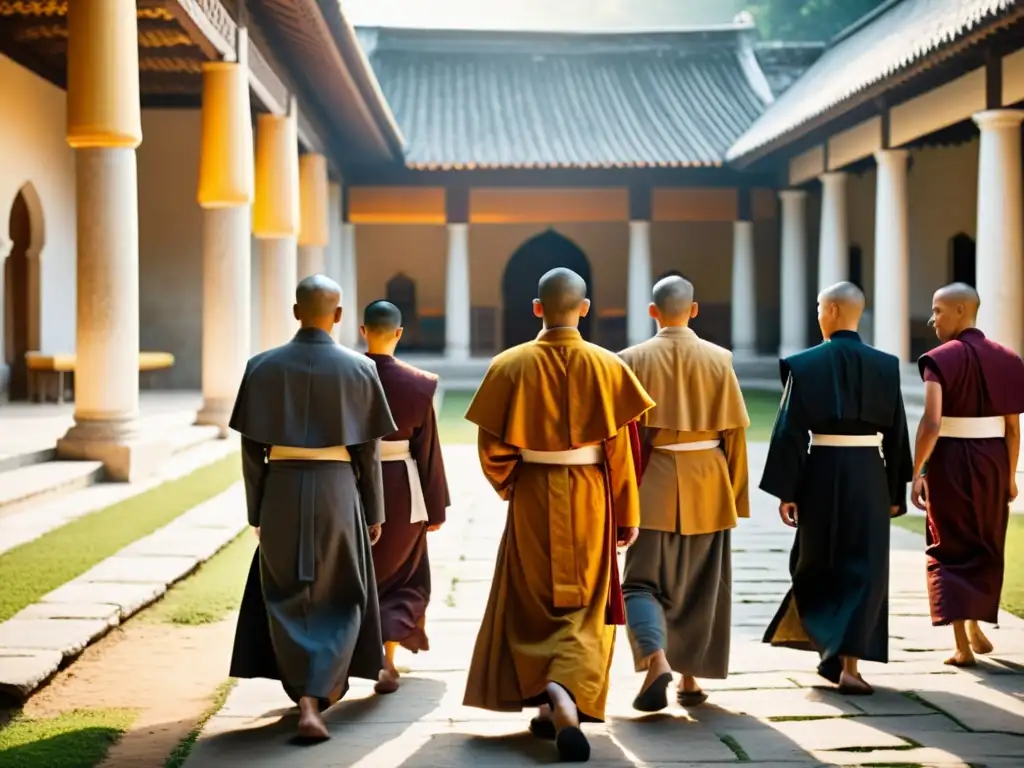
[462,327,654,722]
[618,326,750,534]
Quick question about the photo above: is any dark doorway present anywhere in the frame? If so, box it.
[849,244,863,289]
[949,233,976,286]
[5,189,32,401]
[502,230,592,349]
[385,272,420,348]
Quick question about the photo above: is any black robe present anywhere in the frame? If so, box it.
[760,330,912,671]
[228,327,397,705]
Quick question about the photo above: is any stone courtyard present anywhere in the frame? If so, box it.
[182,444,1024,768]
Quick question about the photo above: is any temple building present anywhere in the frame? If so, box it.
[0,0,1023,482]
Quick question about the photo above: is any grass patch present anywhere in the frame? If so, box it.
[717,733,749,761]
[0,454,241,623]
[144,532,252,626]
[0,708,137,768]
[164,680,235,768]
[437,388,782,445]
[893,514,1024,618]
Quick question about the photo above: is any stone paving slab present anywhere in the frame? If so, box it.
[0,481,246,702]
[0,650,62,702]
[186,445,1024,767]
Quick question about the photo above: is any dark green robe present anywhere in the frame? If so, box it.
[760,330,912,674]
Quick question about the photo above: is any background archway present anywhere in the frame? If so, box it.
[501,230,592,349]
[4,183,43,401]
[385,272,420,348]
[949,232,976,286]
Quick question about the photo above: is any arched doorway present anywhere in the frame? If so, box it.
[4,184,43,401]
[949,233,976,286]
[385,272,419,347]
[501,230,592,349]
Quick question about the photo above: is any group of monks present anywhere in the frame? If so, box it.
[224,267,1024,764]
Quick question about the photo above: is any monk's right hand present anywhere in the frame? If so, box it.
[1011,477,1019,502]
[253,526,260,540]
[779,502,798,528]
[911,476,929,511]
[368,523,382,546]
[616,526,639,548]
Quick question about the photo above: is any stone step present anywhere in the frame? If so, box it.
[0,446,56,475]
[0,460,105,515]
[169,424,221,455]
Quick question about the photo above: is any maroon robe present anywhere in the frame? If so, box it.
[918,328,1024,625]
[367,353,450,651]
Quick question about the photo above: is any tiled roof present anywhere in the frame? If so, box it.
[356,25,773,170]
[727,0,1021,163]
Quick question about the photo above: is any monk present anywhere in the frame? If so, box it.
[227,275,397,741]
[761,281,912,695]
[361,299,450,694]
[618,275,749,711]
[462,267,653,762]
[911,282,1024,666]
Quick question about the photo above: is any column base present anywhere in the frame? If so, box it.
[778,346,803,359]
[731,345,757,360]
[445,347,469,361]
[195,398,234,438]
[57,419,171,482]
[0,363,8,396]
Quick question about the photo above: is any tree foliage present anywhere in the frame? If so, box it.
[746,0,890,41]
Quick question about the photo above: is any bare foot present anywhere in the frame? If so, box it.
[374,667,399,695]
[678,674,701,694]
[967,622,994,655]
[837,670,873,695]
[296,697,330,741]
[944,649,976,667]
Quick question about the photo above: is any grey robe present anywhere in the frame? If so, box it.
[228,327,397,705]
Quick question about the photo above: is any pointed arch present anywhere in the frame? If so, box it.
[385,272,420,347]
[5,182,44,400]
[949,232,976,286]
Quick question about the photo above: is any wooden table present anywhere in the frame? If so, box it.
[24,352,175,404]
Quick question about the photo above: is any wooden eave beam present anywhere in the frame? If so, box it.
[163,0,236,61]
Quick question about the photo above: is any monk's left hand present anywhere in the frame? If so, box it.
[911,476,929,511]
[368,523,382,546]
[616,526,639,548]
[427,523,443,532]
[1011,477,1019,502]
[778,502,798,528]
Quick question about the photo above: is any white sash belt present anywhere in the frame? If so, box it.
[656,440,721,452]
[269,444,351,461]
[810,433,882,448]
[939,416,1006,439]
[520,445,604,465]
[380,440,429,524]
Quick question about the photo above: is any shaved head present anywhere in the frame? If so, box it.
[818,281,865,314]
[362,300,402,333]
[930,282,980,342]
[817,281,865,338]
[652,275,694,320]
[534,267,590,326]
[294,275,341,327]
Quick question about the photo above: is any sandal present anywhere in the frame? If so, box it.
[632,672,672,712]
[555,725,591,762]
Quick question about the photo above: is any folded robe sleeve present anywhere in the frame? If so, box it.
[240,436,269,528]
[477,428,520,501]
[605,424,640,529]
[348,439,386,526]
[723,426,750,518]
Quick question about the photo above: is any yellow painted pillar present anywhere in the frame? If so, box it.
[58,0,152,480]
[254,111,300,351]
[195,43,255,435]
[298,153,329,279]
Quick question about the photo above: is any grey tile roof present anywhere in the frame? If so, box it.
[728,0,1020,163]
[357,26,773,169]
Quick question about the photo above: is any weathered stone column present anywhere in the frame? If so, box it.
[253,111,299,352]
[445,223,471,359]
[326,182,343,342]
[779,190,808,357]
[58,0,153,480]
[339,222,359,348]
[297,152,328,279]
[731,219,757,356]
[974,110,1024,354]
[817,171,849,291]
[873,149,910,361]
[627,220,653,346]
[195,51,254,434]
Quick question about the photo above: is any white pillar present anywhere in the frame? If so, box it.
[627,220,653,346]
[974,110,1024,354]
[445,223,471,359]
[872,149,910,361]
[339,223,359,348]
[731,219,757,356]
[779,190,808,357]
[818,171,849,291]
[297,244,325,279]
[258,236,297,351]
[326,182,343,342]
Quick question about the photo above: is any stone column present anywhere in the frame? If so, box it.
[873,149,910,361]
[974,110,1024,354]
[253,111,299,352]
[339,223,359,348]
[445,223,471,359]
[297,152,328,279]
[731,219,757,356]
[817,171,849,291]
[58,0,152,480]
[326,182,343,342]
[194,51,254,434]
[627,220,653,346]
[779,190,809,357]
